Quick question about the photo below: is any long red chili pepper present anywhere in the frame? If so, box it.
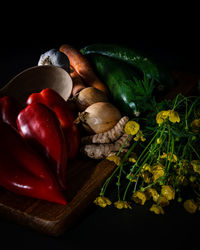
[26,88,80,160]
[17,102,68,190]
[0,122,67,205]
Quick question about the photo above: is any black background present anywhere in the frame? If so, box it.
[0,4,200,250]
[1,7,200,89]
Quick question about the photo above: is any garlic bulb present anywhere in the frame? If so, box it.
[38,49,70,72]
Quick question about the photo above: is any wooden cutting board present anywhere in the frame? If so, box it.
[0,71,199,236]
[0,156,116,236]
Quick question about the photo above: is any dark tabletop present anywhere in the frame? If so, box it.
[0,9,200,250]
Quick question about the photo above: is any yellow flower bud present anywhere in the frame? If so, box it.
[157,138,162,144]
[160,152,178,162]
[128,157,137,163]
[133,130,145,142]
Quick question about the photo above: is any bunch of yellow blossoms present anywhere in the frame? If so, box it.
[156,109,180,124]
[94,95,200,215]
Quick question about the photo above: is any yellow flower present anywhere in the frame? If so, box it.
[156,110,180,124]
[142,171,152,184]
[124,120,140,135]
[149,204,164,215]
[191,119,200,132]
[94,196,112,208]
[160,152,178,162]
[191,160,200,175]
[114,200,132,209]
[157,195,170,207]
[156,110,170,124]
[151,164,165,182]
[134,130,146,142]
[142,163,151,172]
[132,190,147,205]
[106,155,121,166]
[161,185,175,200]
[145,188,159,202]
[183,199,198,213]
[168,110,180,123]
[141,164,152,183]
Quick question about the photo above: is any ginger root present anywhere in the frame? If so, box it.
[81,133,133,159]
[81,116,129,144]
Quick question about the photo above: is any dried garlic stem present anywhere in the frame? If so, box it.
[81,116,129,144]
[81,133,133,159]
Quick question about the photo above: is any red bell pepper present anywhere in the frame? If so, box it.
[0,96,23,129]
[26,88,80,160]
[17,102,68,190]
[0,122,67,205]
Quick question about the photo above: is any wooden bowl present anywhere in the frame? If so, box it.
[0,65,73,104]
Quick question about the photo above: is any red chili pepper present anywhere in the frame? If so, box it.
[0,96,23,129]
[26,88,80,160]
[0,122,67,205]
[17,102,68,190]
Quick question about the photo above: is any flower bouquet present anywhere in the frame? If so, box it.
[94,94,200,214]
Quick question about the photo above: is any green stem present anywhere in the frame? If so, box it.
[185,98,188,130]
[172,93,182,110]
[100,141,138,196]
[166,135,175,172]
[165,124,171,168]
[172,95,188,110]
[142,176,164,191]
[122,128,162,200]
[181,139,189,160]
[189,143,200,160]
[100,165,121,196]
[132,128,161,168]
[117,134,132,156]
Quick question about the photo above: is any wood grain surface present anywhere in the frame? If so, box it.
[0,71,199,236]
[0,156,115,236]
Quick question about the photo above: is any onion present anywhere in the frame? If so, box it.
[79,102,121,134]
[76,87,108,111]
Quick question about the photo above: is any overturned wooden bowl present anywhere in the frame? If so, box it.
[0,65,73,104]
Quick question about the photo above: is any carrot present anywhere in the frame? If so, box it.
[70,66,86,96]
[59,44,109,95]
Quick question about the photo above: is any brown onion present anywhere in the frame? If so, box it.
[76,87,108,111]
[79,102,121,134]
